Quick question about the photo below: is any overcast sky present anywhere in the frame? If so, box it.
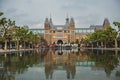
[0,0,120,29]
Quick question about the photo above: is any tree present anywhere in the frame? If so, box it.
[0,15,15,50]
[11,26,30,49]
[89,31,101,47]
[113,22,120,48]
[113,22,120,31]
[27,32,40,48]
[88,27,117,48]
[11,26,21,50]
[75,39,79,44]
[18,27,30,49]
[0,12,3,16]
[97,30,107,48]
[104,27,117,48]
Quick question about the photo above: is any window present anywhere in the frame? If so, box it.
[64,30,69,33]
[75,30,79,33]
[64,30,66,33]
[91,29,94,33]
[79,30,82,33]
[83,30,86,33]
[53,31,55,33]
[57,27,62,30]
[50,30,55,33]
[57,32,62,38]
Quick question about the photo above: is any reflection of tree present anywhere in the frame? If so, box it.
[115,57,120,78]
[0,50,40,79]
[1,53,15,80]
[116,71,120,77]
[88,49,119,77]
[16,51,40,74]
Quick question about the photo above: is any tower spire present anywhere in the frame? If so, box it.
[50,13,52,19]
[70,17,75,24]
[44,18,49,24]
[66,13,69,19]
[66,13,69,25]
[49,13,53,25]
[103,18,110,29]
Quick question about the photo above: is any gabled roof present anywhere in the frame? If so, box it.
[103,18,110,25]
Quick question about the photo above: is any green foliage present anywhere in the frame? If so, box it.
[0,12,3,16]
[89,27,117,42]
[113,22,120,31]
[28,31,40,44]
[116,71,120,77]
[87,26,117,48]
[75,39,79,44]
[0,18,15,39]
[70,41,74,44]
[10,26,40,49]
[81,38,89,44]
[0,11,41,49]
[0,12,16,50]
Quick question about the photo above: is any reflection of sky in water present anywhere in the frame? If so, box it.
[110,59,120,80]
[15,66,110,80]
[15,60,119,79]
[15,67,45,80]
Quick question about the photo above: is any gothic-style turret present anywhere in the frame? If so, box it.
[44,18,50,30]
[49,18,53,25]
[103,18,110,29]
[69,18,75,29]
[44,18,49,24]
[70,18,75,24]
[66,17,69,25]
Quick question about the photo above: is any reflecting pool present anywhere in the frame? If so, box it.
[0,49,120,80]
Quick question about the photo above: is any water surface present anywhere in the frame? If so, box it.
[0,49,120,80]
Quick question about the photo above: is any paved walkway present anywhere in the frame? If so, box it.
[0,47,120,53]
[80,47,120,50]
[0,49,34,53]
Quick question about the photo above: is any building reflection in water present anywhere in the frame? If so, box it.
[44,49,88,79]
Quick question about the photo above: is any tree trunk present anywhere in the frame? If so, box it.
[115,49,118,57]
[24,41,25,49]
[115,38,118,48]
[16,40,19,50]
[101,41,104,48]
[4,40,7,50]
[97,42,99,47]
[104,42,107,48]
[92,43,93,48]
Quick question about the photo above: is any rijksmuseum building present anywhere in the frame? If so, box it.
[30,17,110,44]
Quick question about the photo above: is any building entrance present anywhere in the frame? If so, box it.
[57,40,63,44]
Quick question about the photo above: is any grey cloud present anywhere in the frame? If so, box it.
[61,3,88,11]
[75,14,102,28]
[0,0,120,28]
[5,8,17,14]
[26,19,42,25]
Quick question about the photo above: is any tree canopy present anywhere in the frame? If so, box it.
[0,12,41,50]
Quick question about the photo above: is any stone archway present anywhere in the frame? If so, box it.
[57,40,63,44]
